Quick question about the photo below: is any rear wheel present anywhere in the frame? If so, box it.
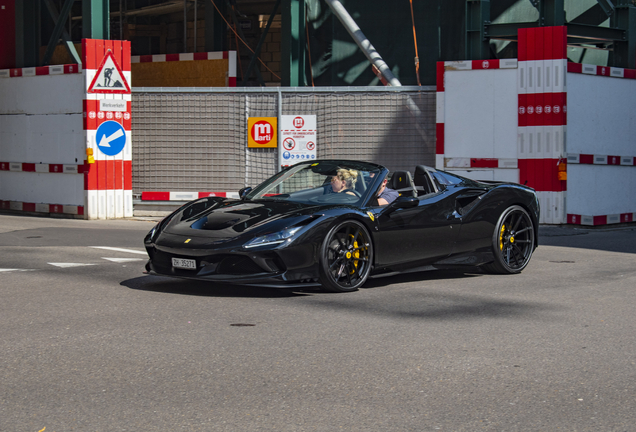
[484,205,535,274]
[319,220,373,292]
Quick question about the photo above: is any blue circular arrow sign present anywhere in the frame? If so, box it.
[96,121,126,156]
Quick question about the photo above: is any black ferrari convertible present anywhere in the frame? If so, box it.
[144,159,539,292]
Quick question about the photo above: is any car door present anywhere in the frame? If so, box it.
[371,190,462,267]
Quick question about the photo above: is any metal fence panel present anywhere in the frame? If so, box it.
[132,87,436,195]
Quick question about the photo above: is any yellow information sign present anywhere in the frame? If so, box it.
[248,117,277,148]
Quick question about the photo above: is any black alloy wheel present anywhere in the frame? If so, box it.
[485,205,535,274]
[319,220,374,292]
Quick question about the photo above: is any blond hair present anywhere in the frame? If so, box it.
[336,168,358,190]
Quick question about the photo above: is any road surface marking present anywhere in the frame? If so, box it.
[102,257,145,263]
[90,246,147,255]
[0,268,35,272]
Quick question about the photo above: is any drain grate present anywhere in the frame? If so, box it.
[230,323,255,327]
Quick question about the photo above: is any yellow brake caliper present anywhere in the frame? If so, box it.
[499,224,506,251]
[349,236,361,274]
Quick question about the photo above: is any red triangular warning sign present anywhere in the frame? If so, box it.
[88,50,131,94]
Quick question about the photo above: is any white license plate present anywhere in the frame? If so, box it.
[172,257,196,270]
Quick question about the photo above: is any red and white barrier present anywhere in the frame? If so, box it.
[516,26,568,224]
[141,191,240,201]
[443,158,518,169]
[131,50,237,87]
[1,39,134,220]
[83,39,133,219]
[567,213,635,226]
[436,59,520,184]
[0,64,81,78]
[0,63,84,218]
[567,154,636,166]
[436,59,518,170]
[437,25,635,225]
[0,162,85,173]
[567,63,636,79]
[0,200,83,216]
[565,59,636,226]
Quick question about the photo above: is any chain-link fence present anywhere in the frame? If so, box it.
[132,86,436,195]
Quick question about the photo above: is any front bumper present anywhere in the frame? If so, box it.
[144,237,321,287]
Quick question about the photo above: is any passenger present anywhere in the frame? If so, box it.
[331,169,359,196]
[376,176,398,205]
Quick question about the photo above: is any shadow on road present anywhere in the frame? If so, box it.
[122,270,560,321]
[121,275,309,298]
[122,268,479,299]
[307,289,561,321]
[364,268,482,289]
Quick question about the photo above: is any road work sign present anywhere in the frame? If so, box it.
[88,50,131,94]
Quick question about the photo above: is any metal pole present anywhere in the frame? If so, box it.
[277,88,282,173]
[184,0,188,52]
[242,0,282,86]
[227,0,266,85]
[324,0,401,86]
[42,0,81,65]
[83,0,110,40]
[323,0,426,141]
[194,0,197,52]
[120,0,123,40]
[42,0,75,66]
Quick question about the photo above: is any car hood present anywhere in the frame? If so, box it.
[164,199,322,239]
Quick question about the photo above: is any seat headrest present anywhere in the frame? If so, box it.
[389,170,412,190]
[413,165,428,186]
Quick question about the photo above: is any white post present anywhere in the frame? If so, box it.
[324,0,402,87]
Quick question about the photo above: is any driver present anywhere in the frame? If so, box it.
[376,176,398,205]
[331,168,359,196]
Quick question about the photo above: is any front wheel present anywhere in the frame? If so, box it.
[319,220,374,292]
[484,205,535,274]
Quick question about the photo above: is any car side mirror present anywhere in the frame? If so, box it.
[388,195,419,210]
[379,196,418,216]
[239,187,252,199]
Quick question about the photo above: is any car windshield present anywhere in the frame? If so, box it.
[245,160,384,206]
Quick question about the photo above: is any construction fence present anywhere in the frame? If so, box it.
[131,86,436,195]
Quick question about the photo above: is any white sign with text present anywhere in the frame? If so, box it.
[100,99,127,112]
[279,115,317,168]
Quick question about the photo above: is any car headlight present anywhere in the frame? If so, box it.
[145,224,158,243]
[243,226,302,249]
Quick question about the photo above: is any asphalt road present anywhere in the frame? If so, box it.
[1,213,635,432]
